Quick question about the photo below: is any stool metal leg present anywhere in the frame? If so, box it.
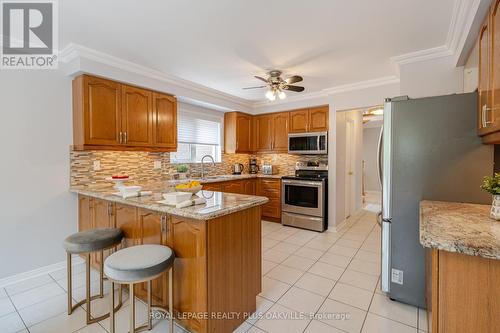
[99,251,104,298]
[130,283,136,333]
[67,253,73,315]
[169,267,173,333]
[86,253,92,324]
[147,280,152,330]
[110,282,116,333]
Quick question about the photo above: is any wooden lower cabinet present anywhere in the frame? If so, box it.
[426,249,500,333]
[256,178,281,222]
[78,195,261,333]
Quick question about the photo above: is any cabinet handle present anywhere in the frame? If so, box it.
[483,105,492,127]
[124,132,128,143]
[119,132,123,144]
[236,141,239,150]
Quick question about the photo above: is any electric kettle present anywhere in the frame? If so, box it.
[232,163,244,175]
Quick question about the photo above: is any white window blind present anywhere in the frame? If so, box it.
[177,113,221,145]
[171,108,222,163]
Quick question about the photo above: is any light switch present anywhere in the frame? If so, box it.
[154,160,162,169]
[93,160,101,171]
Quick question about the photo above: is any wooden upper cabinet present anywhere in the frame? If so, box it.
[73,74,177,151]
[491,1,500,132]
[74,75,121,147]
[289,106,329,133]
[309,106,329,132]
[289,109,309,133]
[121,85,153,146]
[272,112,289,151]
[153,92,177,149]
[479,13,493,135]
[254,114,273,151]
[224,112,252,153]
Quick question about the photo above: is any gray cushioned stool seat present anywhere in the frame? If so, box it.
[64,228,123,254]
[104,244,174,283]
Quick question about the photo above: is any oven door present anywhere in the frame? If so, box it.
[282,179,324,217]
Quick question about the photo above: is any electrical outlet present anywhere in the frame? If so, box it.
[391,268,404,285]
[93,160,101,171]
[154,160,162,170]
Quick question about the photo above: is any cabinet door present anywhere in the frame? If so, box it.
[236,114,252,153]
[289,109,309,133]
[491,2,500,132]
[257,179,281,221]
[309,106,329,132]
[272,112,289,151]
[121,85,153,146]
[221,181,245,194]
[152,93,177,149]
[135,209,170,307]
[114,204,137,248]
[171,217,207,333]
[83,76,121,146]
[254,115,273,151]
[244,180,256,195]
[91,199,114,267]
[202,182,222,192]
[479,16,493,133]
[78,195,92,232]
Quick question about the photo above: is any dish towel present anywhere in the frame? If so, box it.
[176,197,206,208]
[114,191,153,199]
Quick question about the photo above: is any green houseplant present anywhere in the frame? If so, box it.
[177,164,189,179]
[481,173,500,220]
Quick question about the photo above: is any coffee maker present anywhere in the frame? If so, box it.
[249,158,259,174]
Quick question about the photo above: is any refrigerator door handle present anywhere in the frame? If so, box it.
[376,126,383,190]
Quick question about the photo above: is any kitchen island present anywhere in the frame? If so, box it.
[420,200,500,333]
[71,183,268,333]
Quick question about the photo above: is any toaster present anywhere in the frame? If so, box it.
[262,164,274,175]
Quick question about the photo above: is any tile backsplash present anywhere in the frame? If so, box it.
[70,149,326,188]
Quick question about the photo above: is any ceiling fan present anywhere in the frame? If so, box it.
[243,70,305,101]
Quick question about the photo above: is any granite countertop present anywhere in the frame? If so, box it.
[169,173,284,185]
[420,200,500,260]
[70,180,269,221]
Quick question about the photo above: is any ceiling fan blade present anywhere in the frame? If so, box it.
[285,75,303,84]
[242,85,267,90]
[254,75,269,83]
[283,85,305,92]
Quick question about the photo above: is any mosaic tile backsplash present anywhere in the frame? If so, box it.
[70,149,326,188]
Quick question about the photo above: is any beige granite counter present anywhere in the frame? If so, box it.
[168,173,284,185]
[420,200,500,260]
[70,180,269,221]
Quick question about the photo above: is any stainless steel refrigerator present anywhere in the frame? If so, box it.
[377,92,493,308]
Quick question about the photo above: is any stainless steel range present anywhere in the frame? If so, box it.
[281,161,328,232]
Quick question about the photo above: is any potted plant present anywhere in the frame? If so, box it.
[481,173,500,220]
[177,164,189,179]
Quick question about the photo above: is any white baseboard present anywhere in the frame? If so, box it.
[0,256,84,288]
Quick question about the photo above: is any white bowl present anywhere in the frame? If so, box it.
[175,185,203,194]
[119,185,142,194]
[162,192,193,204]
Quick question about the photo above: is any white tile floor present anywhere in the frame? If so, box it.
[0,209,428,333]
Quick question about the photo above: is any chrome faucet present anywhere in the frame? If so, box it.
[201,155,215,179]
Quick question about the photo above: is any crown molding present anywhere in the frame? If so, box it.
[252,76,400,109]
[391,0,482,67]
[59,43,253,111]
[322,76,400,95]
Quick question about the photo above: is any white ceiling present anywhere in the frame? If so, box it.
[60,0,457,102]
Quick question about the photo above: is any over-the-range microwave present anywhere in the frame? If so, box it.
[288,132,328,154]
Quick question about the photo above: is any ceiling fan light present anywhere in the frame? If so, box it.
[369,108,384,115]
[278,91,286,100]
[266,90,275,101]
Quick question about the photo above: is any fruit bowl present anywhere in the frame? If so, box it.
[175,185,203,194]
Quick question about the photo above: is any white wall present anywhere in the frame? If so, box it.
[0,70,75,279]
[362,126,382,192]
[400,56,464,98]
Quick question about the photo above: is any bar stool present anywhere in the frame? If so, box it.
[64,228,124,324]
[104,244,175,333]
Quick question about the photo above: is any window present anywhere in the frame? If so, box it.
[170,109,222,163]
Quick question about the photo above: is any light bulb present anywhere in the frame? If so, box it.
[265,90,274,100]
[278,91,286,100]
[370,108,384,115]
